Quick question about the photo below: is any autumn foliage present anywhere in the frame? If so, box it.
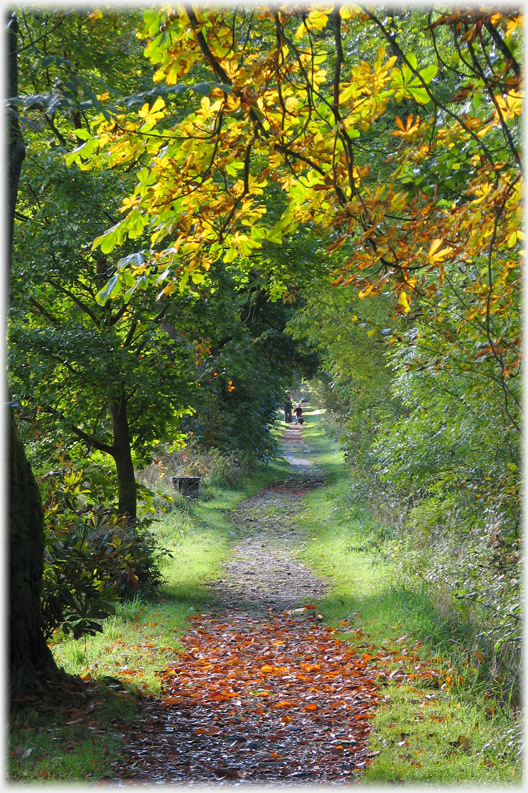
[68,6,521,436]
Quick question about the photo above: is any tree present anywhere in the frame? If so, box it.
[189,280,319,459]
[75,3,521,529]
[7,3,522,697]
[74,6,520,440]
[7,11,59,693]
[10,158,197,524]
[7,5,162,690]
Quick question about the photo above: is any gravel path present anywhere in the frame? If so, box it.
[110,416,379,785]
[206,421,329,611]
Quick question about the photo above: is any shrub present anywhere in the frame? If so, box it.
[40,466,171,641]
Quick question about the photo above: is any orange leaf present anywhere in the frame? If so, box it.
[301,663,321,672]
[305,703,318,711]
[362,653,372,662]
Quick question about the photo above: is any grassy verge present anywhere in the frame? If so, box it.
[8,439,291,783]
[296,407,521,786]
[9,410,521,784]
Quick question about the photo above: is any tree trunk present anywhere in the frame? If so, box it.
[9,410,58,690]
[110,395,137,524]
[7,11,59,695]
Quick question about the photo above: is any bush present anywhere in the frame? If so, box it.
[40,466,171,641]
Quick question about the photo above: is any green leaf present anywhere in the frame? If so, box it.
[95,274,120,304]
[407,52,418,70]
[419,64,438,83]
[73,128,91,141]
[409,85,430,104]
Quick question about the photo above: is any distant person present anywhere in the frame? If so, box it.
[284,393,293,423]
[294,403,303,424]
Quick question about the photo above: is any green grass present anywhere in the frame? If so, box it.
[9,409,522,784]
[50,443,294,685]
[295,409,522,785]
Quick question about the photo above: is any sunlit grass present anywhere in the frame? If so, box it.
[11,451,295,783]
[295,412,522,785]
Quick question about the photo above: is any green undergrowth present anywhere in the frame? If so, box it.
[297,409,522,786]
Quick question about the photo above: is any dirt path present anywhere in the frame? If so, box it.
[206,422,327,612]
[112,419,379,784]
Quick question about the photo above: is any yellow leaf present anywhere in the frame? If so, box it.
[150,96,166,114]
[295,21,307,38]
[163,282,176,296]
[358,284,374,298]
[340,6,357,21]
[398,291,411,313]
[429,238,443,257]
[428,239,453,264]
[339,83,357,103]
[506,16,522,36]
[308,10,329,31]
